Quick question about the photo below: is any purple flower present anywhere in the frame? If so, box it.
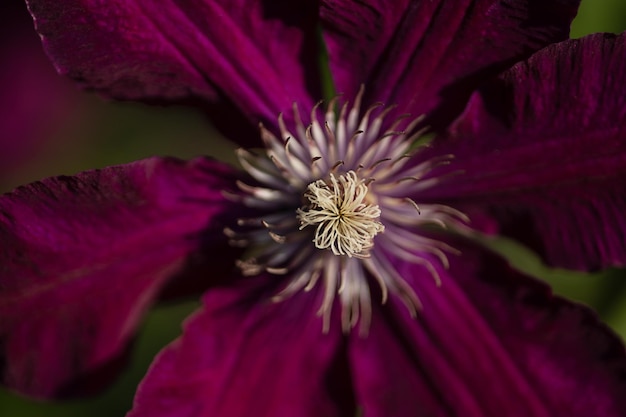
[2,0,626,416]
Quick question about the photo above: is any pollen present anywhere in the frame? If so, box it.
[297,171,384,258]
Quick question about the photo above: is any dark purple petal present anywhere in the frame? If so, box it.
[128,274,355,417]
[26,0,321,144]
[350,243,626,416]
[321,0,580,125]
[419,32,626,270]
[0,3,80,180]
[0,157,241,398]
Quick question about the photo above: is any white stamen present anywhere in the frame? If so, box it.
[297,171,384,258]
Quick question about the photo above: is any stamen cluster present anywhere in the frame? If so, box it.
[297,171,384,258]
[226,87,468,334]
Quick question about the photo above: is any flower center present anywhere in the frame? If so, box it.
[297,171,384,258]
[226,86,468,334]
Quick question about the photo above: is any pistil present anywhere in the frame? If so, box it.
[297,171,384,258]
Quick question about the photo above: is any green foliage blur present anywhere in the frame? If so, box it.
[1,1,626,416]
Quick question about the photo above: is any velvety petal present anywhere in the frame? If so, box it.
[26,0,321,144]
[0,3,80,180]
[350,242,626,416]
[418,32,626,270]
[128,274,355,417]
[321,0,580,126]
[0,156,241,398]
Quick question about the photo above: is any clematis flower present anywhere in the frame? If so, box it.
[2,0,626,416]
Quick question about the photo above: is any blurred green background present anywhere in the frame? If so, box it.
[1,0,626,415]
